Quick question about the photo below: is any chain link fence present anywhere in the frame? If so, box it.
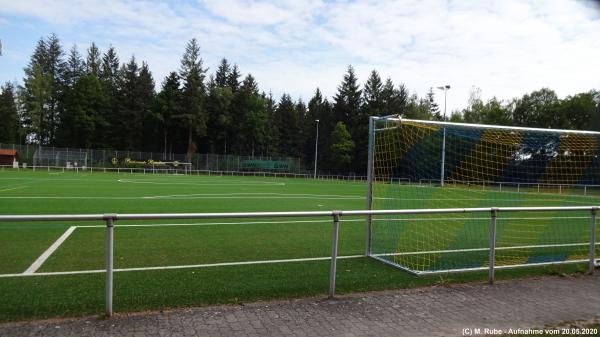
[0,143,306,173]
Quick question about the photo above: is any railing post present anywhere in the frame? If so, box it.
[329,211,341,298]
[590,207,597,275]
[105,216,115,317]
[489,208,498,284]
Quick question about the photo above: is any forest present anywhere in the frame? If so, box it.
[1,34,599,174]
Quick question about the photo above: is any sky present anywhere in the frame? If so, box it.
[0,0,599,115]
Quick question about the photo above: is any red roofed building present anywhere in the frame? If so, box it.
[0,149,18,166]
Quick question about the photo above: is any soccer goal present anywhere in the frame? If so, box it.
[365,116,600,274]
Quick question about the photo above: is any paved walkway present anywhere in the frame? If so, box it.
[1,274,599,337]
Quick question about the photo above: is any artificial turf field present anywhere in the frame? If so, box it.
[0,169,598,322]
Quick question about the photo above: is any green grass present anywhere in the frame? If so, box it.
[0,169,597,322]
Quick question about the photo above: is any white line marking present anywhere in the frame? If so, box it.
[118,179,286,186]
[0,186,24,192]
[0,254,364,278]
[144,192,361,199]
[23,226,77,275]
[375,241,599,257]
[0,195,363,200]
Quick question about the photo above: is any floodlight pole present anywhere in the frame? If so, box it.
[437,85,450,187]
[436,85,451,121]
[314,119,319,179]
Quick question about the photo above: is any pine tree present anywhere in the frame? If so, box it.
[177,38,207,160]
[155,72,181,158]
[363,70,383,116]
[138,62,156,151]
[100,46,120,85]
[56,74,108,148]
[307,88,334,171]
[227,64,241,92]
[0,82,21,143]
[426,87,441,120]
[241,75,268,156]
[64,45,84,87]
[333,65,362,127]
[86,42,101,76]
[264,92,278,155]
[276,94,301,157]
[113,56,141,149]
[22,62,51,145]
[215,58,231,88]
[21,34,66,145]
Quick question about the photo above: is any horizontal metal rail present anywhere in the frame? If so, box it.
[1,206,599,222]
[378,116,600,135]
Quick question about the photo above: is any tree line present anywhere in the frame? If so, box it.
[1,34,599,174]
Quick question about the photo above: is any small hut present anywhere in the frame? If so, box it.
[0,149,18,166]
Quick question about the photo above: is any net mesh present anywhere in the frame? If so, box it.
[370,118,600,273]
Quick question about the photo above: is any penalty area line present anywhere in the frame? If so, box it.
[22,226,77,275]
[1,254,364,278]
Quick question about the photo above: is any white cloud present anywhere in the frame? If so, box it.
[0,0,599,113]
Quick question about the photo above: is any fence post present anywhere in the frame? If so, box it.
[590,207,597,275]
[105,216,115,317]
[329,211,341,298]
[489,208,498,284]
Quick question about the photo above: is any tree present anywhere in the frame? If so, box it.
[264,92,279,155]
[558,92,596,130]
[590,91,600,132]
[380,79,408,116]
[227,64,241,92]
[275,93,302,157]
[333,65,362,128]
[113,56,143,149]
[0,82,21,143]
[513,88,562,128]
[85,42,101,76]
[21,63,51,145]
[363,70,383,116]
[21,34,66,145]
[328,122,355,173]
[138,62,156,151]
[155,72,181,158]
[215,58,231,88]
[177,38,208,160]
[64,45,84,87]
[206,84,233,154]
[307,88,333,170]
[56,74,109,148]
[100,46,120,86]
[333,65,364,171]
[404,94,430,120]
[426,87,441,120]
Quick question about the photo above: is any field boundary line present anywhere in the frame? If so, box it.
[23,226,77,275]
[0,254,364,278]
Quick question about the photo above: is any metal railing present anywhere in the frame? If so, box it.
[411,178,600,196]
[0,206,597,317]
[0,164,368,182]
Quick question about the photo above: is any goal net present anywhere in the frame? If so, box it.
[367,116,600,274]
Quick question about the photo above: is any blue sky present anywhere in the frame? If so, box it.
[1,0,599,114]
